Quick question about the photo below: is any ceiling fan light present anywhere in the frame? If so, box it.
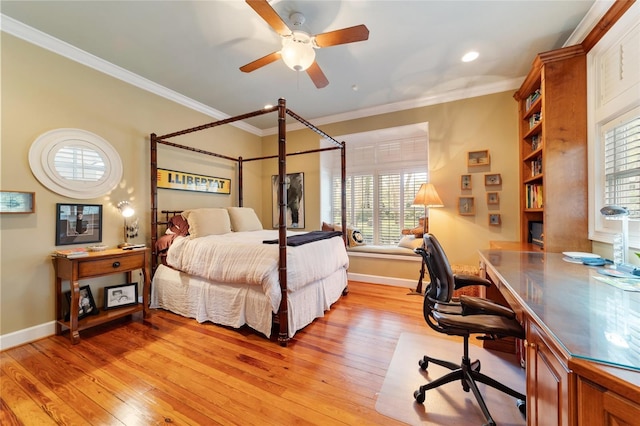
[281,33,316,71]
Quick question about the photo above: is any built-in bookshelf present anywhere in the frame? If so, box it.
[513,45,590,253]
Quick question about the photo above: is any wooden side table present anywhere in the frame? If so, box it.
[52,248,150,344]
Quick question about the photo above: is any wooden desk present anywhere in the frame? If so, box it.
[53,248,150,344]
[478,250,640,425]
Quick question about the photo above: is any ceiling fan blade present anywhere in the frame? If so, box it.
[314,24,370,48]
[306,61,329,89]
[240,51,281,73]
[246,0,291,36]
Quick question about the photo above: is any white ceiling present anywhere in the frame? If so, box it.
[1,0,603,134]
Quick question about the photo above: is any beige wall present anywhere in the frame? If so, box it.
[261,92,520,271]
[1,33,518,338]
[0,35,262,335]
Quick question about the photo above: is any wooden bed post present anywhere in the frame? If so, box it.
[341,142,348,246]
[238,157,243,207]
[277,98,289,346]
[150,133,158,273]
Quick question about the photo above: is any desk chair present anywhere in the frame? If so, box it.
[414,234,526,426]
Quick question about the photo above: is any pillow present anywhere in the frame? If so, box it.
[398,235,423,250]
[165,214,189,237]
[181,208,231,238]
[322,222,335,231]
[331,223,365,247]
[227,207,263,232]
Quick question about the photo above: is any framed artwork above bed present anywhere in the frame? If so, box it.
[272,172,305,229]
[156,168,231,194]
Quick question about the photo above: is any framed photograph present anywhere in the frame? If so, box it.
[1,190,35,214]
[272,172,304,229]
[467,150,490,167]
[458,197,475,215]
[489,213,502,226]
[484,173,502,186]
[56,204,102,246]
[461,175,472,190]
[487,192,500,204]
[64,285,98,320]
[104,283,138,310]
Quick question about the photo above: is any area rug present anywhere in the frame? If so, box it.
[376,332,526,425]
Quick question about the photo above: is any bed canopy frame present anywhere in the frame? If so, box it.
[150,98,347,345]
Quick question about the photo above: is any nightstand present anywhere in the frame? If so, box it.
[52,248,150,344]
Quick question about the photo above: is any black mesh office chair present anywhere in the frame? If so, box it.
[414,234,526,426]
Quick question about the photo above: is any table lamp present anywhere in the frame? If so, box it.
[600,205,639,275]
[117,201,135,248]
[412,183,444,234]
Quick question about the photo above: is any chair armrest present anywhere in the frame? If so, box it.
[453,274,491,290]
[459,295,516,319]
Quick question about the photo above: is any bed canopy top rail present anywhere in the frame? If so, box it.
[150,98,347,345]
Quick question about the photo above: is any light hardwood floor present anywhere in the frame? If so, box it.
[1,281,479,425]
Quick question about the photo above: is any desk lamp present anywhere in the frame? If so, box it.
[600,205,639,275]
[117,201,135,248]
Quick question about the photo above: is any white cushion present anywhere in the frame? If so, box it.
[227,207,263,232]
[398,235,423,250]
[181,208,231,238]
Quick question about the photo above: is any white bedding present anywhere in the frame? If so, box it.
[166,230,349,311]
[153,230,349,337]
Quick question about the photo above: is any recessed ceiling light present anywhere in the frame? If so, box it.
[462,51,479,62]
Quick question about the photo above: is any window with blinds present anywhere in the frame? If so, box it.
[603,111,640,218]
[54,146,106,182]
[327,123,429,245]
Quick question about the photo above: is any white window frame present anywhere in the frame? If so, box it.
[588,2,640,250]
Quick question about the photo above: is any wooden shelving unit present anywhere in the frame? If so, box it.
[513,45,591,253]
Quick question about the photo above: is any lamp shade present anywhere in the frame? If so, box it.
[118,201,134,218]
[413,183,444,208]
[281,31,316,71]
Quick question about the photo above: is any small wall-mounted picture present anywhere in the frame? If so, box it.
[489,214,501,226]
[104,283,138,310]
[56,203,102,246]
[487,192,500,205]
[458,197,475,215]
[461,174,472,190]
[467,150,490,167]
[64,285,98,320]
[484,173,502,186]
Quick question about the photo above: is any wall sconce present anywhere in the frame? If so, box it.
[117,201,137,248]
[412,183,444,234]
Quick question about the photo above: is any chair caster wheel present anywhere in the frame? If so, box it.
[517,399,526,416]
[414,390,425,404]
[418,357,429,370]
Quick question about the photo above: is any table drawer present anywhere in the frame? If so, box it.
[78,253,144,277]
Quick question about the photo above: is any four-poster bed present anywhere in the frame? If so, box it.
[150,98,348,345]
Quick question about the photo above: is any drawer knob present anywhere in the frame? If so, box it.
[112,261,121,268]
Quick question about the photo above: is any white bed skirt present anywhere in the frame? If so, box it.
[151,264,348,338]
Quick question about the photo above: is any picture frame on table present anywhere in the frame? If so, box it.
[55,203,102,246]
[104,283,138,310]
[64,285,98,320]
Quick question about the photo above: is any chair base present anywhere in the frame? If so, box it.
[414,337,526,426]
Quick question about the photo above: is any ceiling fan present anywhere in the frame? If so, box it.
[240,0,370,88]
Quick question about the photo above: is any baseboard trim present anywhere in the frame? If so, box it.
[348,272,419,289]
[0,321,56,351]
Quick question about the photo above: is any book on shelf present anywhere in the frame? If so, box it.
[52,248,89,258]
[525,89,541,111]
[525,184,543,209]
[528,112,542,129]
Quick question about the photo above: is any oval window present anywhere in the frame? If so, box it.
[29,128,123,199]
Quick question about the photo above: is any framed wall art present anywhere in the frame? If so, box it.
[458,197,475,216]
[485,173,502,186]
[0,190,35,214]
[487,192,500,205]
[271,172,304,229]
[489,213,502,226]
[55,204,102,246]
[467,150,490,166]
[461,175,472,190]
[156,168,231,194]
[104,283,138,310]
